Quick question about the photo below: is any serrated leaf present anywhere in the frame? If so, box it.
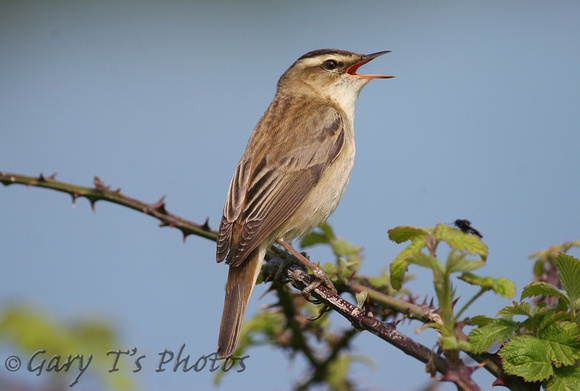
[407,253,444,273]
[388,226,428,243]
[536,310,572,333]
[390,258,408,291]
[468,318,518,353]
[459,273,516,298]
[521,282,567,302]
[434,223,488,261]
[494,278,517,298]
[499,335,554,381]
[557,254,580,307]
[537,322,580,367]
[544,364,580,391]
[460,273,493,288]
[470,315,495,327]
[390,236,428,290]
[497,302,533,317]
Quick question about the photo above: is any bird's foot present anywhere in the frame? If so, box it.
[276,238,337,296]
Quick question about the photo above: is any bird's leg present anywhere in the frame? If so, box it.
[277,238,337,296]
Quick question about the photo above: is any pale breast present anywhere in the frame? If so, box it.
[276,128,356,242]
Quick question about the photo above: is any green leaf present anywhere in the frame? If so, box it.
[459,273,516,298]
[537,322,580,367]
[356,291,368,309]
[407,253,444,273]
[522,282,568,302]
[368,269,392,290]
[301,232,330,247]
[300,222,337,248]
[318,221,336,239]
[493,278,517,298]
[447,257,486,274]
[544,364,580,391]
[558,254,580,309]
[390,258,408,291]
[533,259,545,277]
[470,315,495,327]
[332,238,363,259]
[435,223,488,261]
[499,335,554,381]
[390,236,428,290]
[0,306,132,391]
[468,318,518,353]
[535,310,572,333]
[497,302,533,317]
[326,354,375,389]
[388,226,429,243]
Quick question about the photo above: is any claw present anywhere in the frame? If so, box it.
[277,238,338,295]
[307,305,331,321]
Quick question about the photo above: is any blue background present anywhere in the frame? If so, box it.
[2,1,580,390]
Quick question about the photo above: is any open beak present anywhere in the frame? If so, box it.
[347,51,394,80]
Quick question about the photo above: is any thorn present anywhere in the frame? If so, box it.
[469,362,484,374]
[151,196,167,214]
[93,176,121,192]
[48,172,58,180]
[202,217,211,231]
[363,294,373,317]
[491,376,507,387]
[451,297,460,309]
[181,229,189,243]
[257,288,271,300]
[39,173,45,181]
[392,315,407,327]
[93,176,110,192]
[71,194,77,209]
[89,198,96,213]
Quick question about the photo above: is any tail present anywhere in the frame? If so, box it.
[217,248,264,359]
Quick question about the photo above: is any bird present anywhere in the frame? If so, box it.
[216,49,393,358]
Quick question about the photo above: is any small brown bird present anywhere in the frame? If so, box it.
[216,49,393,358]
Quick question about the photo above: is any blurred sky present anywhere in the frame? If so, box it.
[1,1,580,390]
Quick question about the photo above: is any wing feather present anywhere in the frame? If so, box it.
[217,102,346,267]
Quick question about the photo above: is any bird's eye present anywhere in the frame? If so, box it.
[323,59,339,70]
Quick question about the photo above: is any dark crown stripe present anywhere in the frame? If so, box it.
[297,49,355,61]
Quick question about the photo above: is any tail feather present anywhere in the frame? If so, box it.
[217,248,264,359]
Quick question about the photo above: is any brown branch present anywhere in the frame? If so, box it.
[347,279,441,324]
[282,263,485,391]
[0,171,217,242]
[3,170,530,390]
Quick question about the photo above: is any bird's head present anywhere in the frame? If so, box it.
[277,49,393,113]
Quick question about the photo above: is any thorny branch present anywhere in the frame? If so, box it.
[0,171,216,241]
[2,171,531,390]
